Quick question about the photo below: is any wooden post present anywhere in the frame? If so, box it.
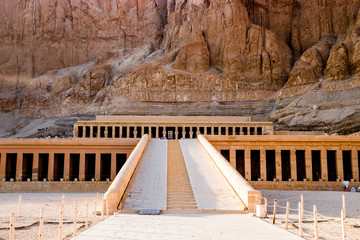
[18,195,22,217]
[341,209,346,240]
[285,201,289,229]
[301,194,304,218]
[9,213,15,240]
[264,198,268,217]
[59,203,64,240]
[314,205,318,240]
[272,199,277,224]
[342,194,346,218]
[85,199,89,230]
[74,201,78,237]
[298,202,302,237]
[39,208,44,240]
[94,197,97,225]
[106,198,109,217]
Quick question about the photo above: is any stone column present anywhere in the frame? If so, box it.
[211,127,214,135]
[182,128,186,139]
[305,148,312,181]
[240,127,244,135]
[225,127,229,136]
[162,127,166,138]
[82,127,86,138]
[190,128,193,139]
[336,150,344,180]
[141,126,145,137]
[79,153,85,181]
[104,127,108,138]
[352,149,359,181]
[245,148,251,181]
[196,127,200,136]
[90,126,93,138]
[175,127,179,140]
[32,153,39,181]
[275,149,282,181]
[260,147,266,181]
[290,149,297,181]
[112,126,116,138]
[229,148,236,169]
[120,126,123,138]
[126,126,130,139]
[156,126,159,138]
[255,127,258,135]
[97,126,100,139]
[0,153,6,180]
[73,125,78,138]
[63,153,70,181]
[111,153,116,180]
[48,153,54,181]
[95,153,101,181]
[16,153,22,181]
[320,148,328,181]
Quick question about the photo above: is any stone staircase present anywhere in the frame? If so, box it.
[166,140,197,210]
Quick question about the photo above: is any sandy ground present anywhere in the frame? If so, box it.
[261,190,360,240]
[0,191,359,240]
[0,192,106,240]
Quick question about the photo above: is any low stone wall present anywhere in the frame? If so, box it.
[0,181,110,193]
[197,135,261,212]
[251,181,360,191]
[104,134,150,213]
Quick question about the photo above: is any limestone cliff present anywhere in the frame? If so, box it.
[0,0,360,137]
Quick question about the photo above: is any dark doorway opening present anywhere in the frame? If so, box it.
[101,154,111,181]
[93,126,98,138]
[116,154,127,174]
[151,127,157,138]
[257,127,263,135]
[159,127,164,138]
[327,150,337,181]
[296,150,306,181]
[122,127,127,138]
[251,150,261,181]
[70,154,80,181]
[214,127,219,135]
[178,127,183,139]
[115,126,120,138]
[54,154,64,181]
[243,128,248,135]
[166,127,176,139]
[129,127,135,138]
[6,154,17,181]
[220,127,226,135]
[266,150,276,181]
[343,151,352,181]
[108,126,113,138]
[220,150,230,162]
[38,154,49,181]
[144,126,149,135]
[236,150,245,177]
[192,127,198,138]
[199,127,205,135]
[185,127,190,138]
[281,150,291,181]
[235,127,241,135]
[78,126,83,138]
[136,126,142,138]
[100,126,105,138]
[85,154,95,181]
[207,127,211,135]
[228,127,233,136]
[22,154,33,181]
[250,127,255,135]
[311,150,321,181]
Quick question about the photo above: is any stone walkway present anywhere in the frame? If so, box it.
[73,213,303,240]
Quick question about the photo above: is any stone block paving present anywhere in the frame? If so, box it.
[73,213,303,240]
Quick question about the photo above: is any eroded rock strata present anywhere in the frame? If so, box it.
[0,0,360,136]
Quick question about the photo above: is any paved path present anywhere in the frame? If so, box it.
[122,140,167,210]
[180,140,244,210]
[73,213,303,240]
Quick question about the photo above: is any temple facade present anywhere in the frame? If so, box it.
[0,115,359,191]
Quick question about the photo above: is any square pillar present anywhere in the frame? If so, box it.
[225,127,229,136]
[156,126,159,139]
[211,127,214,135]
[16,153,22,181]
[95,153,101,181]
[48,153,54,181]
[111,153,116,180]
[0,153,6,180]
[112,126,116,138]
[275,149,282,181]
[127,126,130,138]
[141,126,144,137]
[97,126,100,139]
[305,148,312,181]
[32,153,39,181]
[104,128,108,138]
[290,149,297,181]
[73,125,79,138]
[90,126,94,138]
[321,148,328,181]
[162,127,166,138]
[245,149,251,180]
[196,127,200,136]
[63,153,70,180]
[119,126,123,138]
[336,150,344,180]
[79,153,85,181]
[260,147,266,181]
[182,128,186,139]
[352,149,359,181]
[255,127,258,135]
[175,127,179,140]
[229,149,236,169]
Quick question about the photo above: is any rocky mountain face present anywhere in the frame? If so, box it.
[0,0,360,137]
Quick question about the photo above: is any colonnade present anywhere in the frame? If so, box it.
[74,124,268,139]
[0,151,129,182]
[217,147,360,182]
